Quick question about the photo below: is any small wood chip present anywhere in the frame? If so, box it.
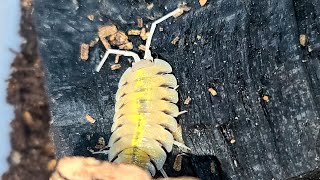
[173,154,183,172]
[263,95,269,102]
[100,38,111,49]
[230,139,236,144]
[119,42,133,50]
[111,64,121,70]
[140,28,150,40]
[147,3,154,10]
[115,54,121,64]
[138,45,146,51]
[98,25,118,38]
[80,43,90,61]
[174,3,191,17]
[87,15,94,21]
[208,88,217,96]
[109,31,129,46]
[85,114,96,124]
[184,96,191,105]
[89,37,99,47]
[199,0,207,6]
[47,159,57,171]
[299,34,307,47]
[137,18,143,28]
[171,36,180,45]
[128,29,141,36]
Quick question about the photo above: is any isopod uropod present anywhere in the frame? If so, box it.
[95,7,190,177]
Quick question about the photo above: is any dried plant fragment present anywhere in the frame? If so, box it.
[171,36,180,45]
[128,29,141,36]
[85,114,96,124]
[119,42,133,50]
[208,88,217,96]
[87,15,94,21]
[184,96,191,105]
[299,34,307,47]
[199,0,207,7]
[111,64,121,70]
[139,45,146,51]
[138,18,143,28]
[80,43,90,61]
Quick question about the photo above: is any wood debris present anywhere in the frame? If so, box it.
[184,96,191,105]
[119,42,133,50]
[98,25,118,49]
[111,64,121,70]
[174,3,191,17]
[89,38,99,47]
[115,54,121,64]
[208,88,217,96]
[299,34,307,46]
[85,114,96,124]
[171,36,180,45]
[173,154,183,172]
[138,45,146,51]
[137,18,143,28]
[87,15,94,21]
[22,111,35,128]
[109,31,129,46]
[128,29,141,36]
[80,43,90,61]
[199,0,207,7]
[50,157,151,180]
[262,95,269,102]
[140,28,150,40]
[98,25,118,38]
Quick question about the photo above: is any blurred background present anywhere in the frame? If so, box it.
[0,0,21,176]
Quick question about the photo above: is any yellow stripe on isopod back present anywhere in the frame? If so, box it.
[111,112,178,132]
[114,87,178,109]
[108,123,174,152]
[113,100,179,120]
[115,74,177,101]
[108,135,167,170]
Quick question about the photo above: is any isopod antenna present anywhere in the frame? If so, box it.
[96,49,141,72]
[144,8,184,60]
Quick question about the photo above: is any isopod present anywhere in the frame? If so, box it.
[95,7,190,177]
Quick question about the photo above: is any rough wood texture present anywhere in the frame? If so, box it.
[33,0,320,179]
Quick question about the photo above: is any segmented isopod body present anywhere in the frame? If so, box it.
[95,7,189,177]
[108,59,180,176]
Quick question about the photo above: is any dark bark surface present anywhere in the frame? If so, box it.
[33,0,320,179]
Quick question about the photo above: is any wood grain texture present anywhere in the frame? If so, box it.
[33,0,320,179]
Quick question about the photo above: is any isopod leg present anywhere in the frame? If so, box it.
[144,8,184,60]
[96,49,141,72]
[159,168,168,178]
[173,141,191,153]
[88,149,109,155]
